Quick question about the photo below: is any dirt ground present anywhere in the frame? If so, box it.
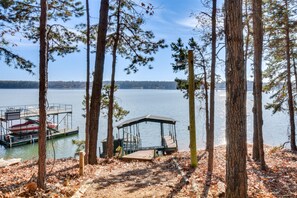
[1,144,297,197]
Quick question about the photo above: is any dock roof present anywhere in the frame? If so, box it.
[116,115,176,129]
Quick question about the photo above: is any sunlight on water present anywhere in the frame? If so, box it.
[0,89,290,160]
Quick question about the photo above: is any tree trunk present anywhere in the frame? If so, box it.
[208,0,216,173]
[225,0,247,197]
[88,0,109,164]
[84,0,90,164]
[252,0,266,169]
[252,82,260,160]
[284,0,297,151]
[37,0,48,190]
[203,65,210,152]
[107,0,122,158]
[292,50,297,93]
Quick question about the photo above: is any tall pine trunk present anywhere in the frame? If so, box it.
[292,51,297,93]
[203,65,210,152]
[252,82,259,160]
[252,0,266,169]
[225,0,247,196]
[37,0,48,189]
[84,0,90,164]
[208,0,216,172]
[107,0,122,158]
[284,0,297,151]
[88,0,109,164]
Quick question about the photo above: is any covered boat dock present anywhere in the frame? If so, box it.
[0,104,79,148]
[113,115,178,161]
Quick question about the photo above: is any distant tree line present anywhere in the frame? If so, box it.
[0,80,177,89]
[0,80,261,90]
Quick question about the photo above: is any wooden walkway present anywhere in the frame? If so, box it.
[121,136,177,161]
[122,150,155,161]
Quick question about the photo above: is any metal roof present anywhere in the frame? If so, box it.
[116,115,176,129]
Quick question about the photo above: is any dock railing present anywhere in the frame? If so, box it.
[0,104,72,121]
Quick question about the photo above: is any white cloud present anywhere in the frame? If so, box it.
[176,17,198,29]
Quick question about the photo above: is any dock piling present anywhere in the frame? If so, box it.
[79,151,85,176]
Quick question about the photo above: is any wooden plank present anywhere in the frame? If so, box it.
[164,136,177,148]
[122,150,155,161]
[0,158,21,168]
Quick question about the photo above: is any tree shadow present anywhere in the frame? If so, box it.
[201,171,212,198]
[167,152,207,198]
[92,158,180,194]
[247,154,297,197]
[91,154,206,197]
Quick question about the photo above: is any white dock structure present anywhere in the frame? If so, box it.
[0,104,78,147]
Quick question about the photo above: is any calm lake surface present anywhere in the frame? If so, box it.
[0,89,289,160]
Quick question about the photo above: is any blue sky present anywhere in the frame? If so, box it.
[0,0,222,82]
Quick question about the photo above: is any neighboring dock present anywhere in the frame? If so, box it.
[0,104,79,148]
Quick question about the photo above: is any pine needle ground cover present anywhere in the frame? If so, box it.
[1,144,296,197]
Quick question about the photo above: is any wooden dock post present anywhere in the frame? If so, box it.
[188,50,198,167]
[79,151,85,176]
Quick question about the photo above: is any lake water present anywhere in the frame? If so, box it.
[0,89,290,160]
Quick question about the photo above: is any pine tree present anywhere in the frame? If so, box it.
[105,0,167,157]
[88,0,109,164]
[252,0,266,169]
[38,0,48,189]
[263,0,297,151]
[0,1,35,73]
[225,0,247,196]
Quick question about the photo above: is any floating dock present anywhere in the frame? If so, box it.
[0,104,79,148]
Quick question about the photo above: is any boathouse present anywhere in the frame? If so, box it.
[101,115,178,161]
[0,104,78,147]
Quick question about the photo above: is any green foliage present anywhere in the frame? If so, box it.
[82,84,129,122]
[171,37,210,99]
[101,84,129,122]
[2,0,84,63]
[72,139,85,155]
[0,0,36,73]
[0,48,35,73]
[262,0,297,114]
[78,0,167,74]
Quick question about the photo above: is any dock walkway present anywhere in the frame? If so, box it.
[122,150,155,161]
[121,135,177,161]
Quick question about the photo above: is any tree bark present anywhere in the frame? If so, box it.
[252,0,266,169]
[37,0,48,190]
[203,65,210,152]
[107,0,122,158]
[284,0,297,151]
[292,50,297,93]
[252,82,260,160]
[225,0,247,197]
[84,0,90,164]
[88,0,109,164]
[208,0,216,173]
